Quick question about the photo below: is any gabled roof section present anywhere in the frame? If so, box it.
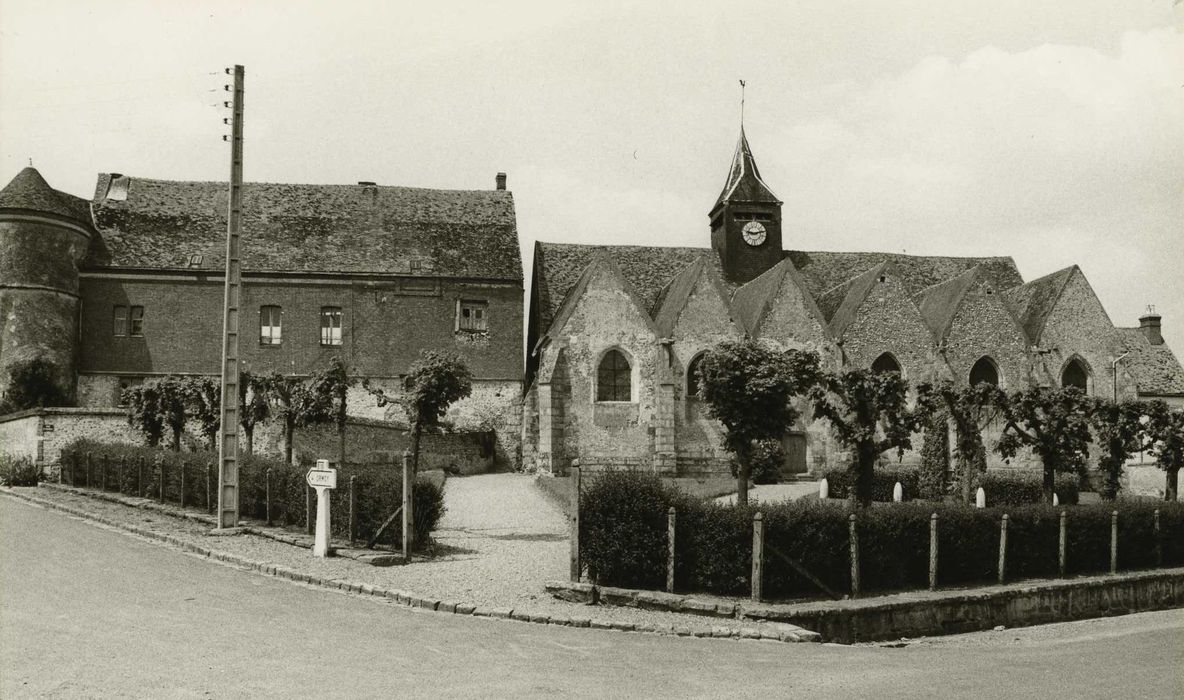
[1114,328,1184,397]
[788,250,1023,300]
[86,175,520,279]
[913,266,985,342]
[533,242,713,338]
[712,127,780,211]
[0,167,92,224]
[652,255,736,337]
[1003,265,1076,344]
[730,258,829,338]
[820,261,889,338]
[542,252,659,343]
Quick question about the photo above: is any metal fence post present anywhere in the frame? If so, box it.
[206,462,213,513]
[1154,509,1162,568]
[1110,510,1118,574]
[85,453,92,488]
[157,455,165,504]
[751,512,765,602]
[998,514,1009,584]
[569,466,581,582]
[929,512,939,591]
[348,475,357,546]
[402,451,412,561]
[666,506,677,594]
[265,468,273,526]
[138,458,145,498]
[120,457,127,493]
[849,513,860,597]
[1065,511,1075,578]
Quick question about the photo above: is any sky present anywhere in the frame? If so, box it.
[2,0,1182,352]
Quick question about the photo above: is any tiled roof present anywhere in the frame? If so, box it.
[0,167,93,225]
[543,252,659,343]
[728,258,830,339]
[1003,266,1075,344]
[822,262,887,338]
[1115,328,1184,397]
[913,267,983,342]
[86,175,520,279]
[788,250,1023,299]
[712,128,780,211]
[653,257,708,337]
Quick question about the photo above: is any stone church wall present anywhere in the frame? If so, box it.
[1035,271,1118,398]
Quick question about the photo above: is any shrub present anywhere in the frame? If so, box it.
[57,439,444,549]
[0,357,68,414]
[918,411,949,500]
[729,440,784,485]
[980,471,1079,507]
[820,465,920,502]
[0,455,41,486]
[578,469,1184,599]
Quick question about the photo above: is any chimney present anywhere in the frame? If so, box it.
[1139,310,1163,345]
[495,172,507,191]
[357,181,376,187]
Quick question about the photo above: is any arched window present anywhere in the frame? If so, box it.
[1061,358,1089,390]
[597,349,632,402]
[969,356,1000,387]
[871,352,902,375]
[686,353,706,399]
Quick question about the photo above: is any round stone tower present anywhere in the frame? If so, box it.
[0,167,93,404]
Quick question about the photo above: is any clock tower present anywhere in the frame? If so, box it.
[709,127,783,284]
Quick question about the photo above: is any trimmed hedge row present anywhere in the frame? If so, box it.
[820,465,1079,505]
[57,439,444,547]
[580,470,1184,599]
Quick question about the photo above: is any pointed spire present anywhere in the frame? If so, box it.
[0,166,78,219]
[712,127,780,211]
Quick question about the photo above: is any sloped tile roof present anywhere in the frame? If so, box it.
[788,250,1023,299]
[821,262,887,338]
[1003,265,1075,344]
[653,257,708,337]
[86,175,520,279]
[913,267,983,342]
[728,258,830,339]
[712,127,780,211]
[543,252,659,343]
[1115,328,1184,397]
[0,167,93,225]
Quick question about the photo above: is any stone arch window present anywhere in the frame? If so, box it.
[686,352,707,399]
[596,348,633,402]
[871,352,902,375]
[969,356,1000,387]
[1060,357,1090,391]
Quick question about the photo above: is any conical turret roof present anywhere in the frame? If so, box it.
[712,127,780,211]
[0,167,89,222]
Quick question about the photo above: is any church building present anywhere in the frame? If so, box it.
[522,129,1184,476]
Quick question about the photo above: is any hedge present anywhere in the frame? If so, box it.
[579,470,1184,600]
[0,454,41,487]
[57,439,443,548]
[820,465,1079,505]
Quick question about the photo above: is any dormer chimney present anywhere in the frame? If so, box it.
[495,172,507,191]
[1139,307,1163,345]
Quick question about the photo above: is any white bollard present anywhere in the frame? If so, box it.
[819,478,829,500]
[1053,493,1059,507]
[312,486,331,557]
[976,487,987,509]
[893,481,903,503]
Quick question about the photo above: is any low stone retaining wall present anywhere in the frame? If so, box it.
[547,567,1184,644]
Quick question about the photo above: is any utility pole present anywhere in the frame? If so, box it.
[217,64,244,529]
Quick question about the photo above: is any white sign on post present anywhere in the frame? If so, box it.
[307,459,337,558]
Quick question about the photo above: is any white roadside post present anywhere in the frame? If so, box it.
[306,459,338,558]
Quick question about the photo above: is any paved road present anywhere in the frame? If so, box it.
[2,495,1182,699]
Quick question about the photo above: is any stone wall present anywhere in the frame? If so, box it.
[0,408,138,467]
[943,281,1031,391]
[840,273,943,384]
[1035,269,1119,398]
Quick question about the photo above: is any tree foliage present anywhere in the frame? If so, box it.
[809,368,919,508]
[313,357,355,467]
[1089,398,1160,501]
[266,373,333,465]
[0,357,68,414]
[697,341,819,505]
[123,383,165,447]
[184,376,221,450]
[238,370,271,455]
[997,387,1095,504]
[916,380,1007,505]
[1148,407,1184,502]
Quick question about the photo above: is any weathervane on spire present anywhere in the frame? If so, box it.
[739,79,746,128]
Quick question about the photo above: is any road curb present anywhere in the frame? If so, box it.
[1,486,817,644]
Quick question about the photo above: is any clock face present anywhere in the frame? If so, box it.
[741,221,767,247]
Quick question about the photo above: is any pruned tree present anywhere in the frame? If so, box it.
[697,341,820,506]
[314,357,355,468]
[0,356,69,414]
[266,374,332,465]
[184,376,221,450]
[996,386,1094,505]
[124,383,164,447]
[916,380,1008,505]
[809,368,919,508]
[238,370,271,455]
[1090,398,1161,501]
[156,377,190,452]
[365,350,472,476]
[1148,406,1184,502]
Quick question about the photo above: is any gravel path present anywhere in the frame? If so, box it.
[4,478,795,635]
[714,481,819,506]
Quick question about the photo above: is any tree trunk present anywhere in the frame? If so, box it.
[409,419,422,478]
[735,444,750,507]
[171,429,181,453]
[854,442,875,509]
[1167,468,1179,502]
[338,423,346,470]
[243,425,254,456]
[284,418,296,466]
[1042,459,1056,505]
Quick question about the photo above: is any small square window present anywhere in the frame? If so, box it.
[129,306,144,337]
[113,305,127,337]
[320,307,343,346]
[458,300,488,332]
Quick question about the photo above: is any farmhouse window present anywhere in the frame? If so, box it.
[320,307,343,346]
[113,305,127,336]
[129,306,144,337]
[260,305,282,345]
[458,300,488,332]
[597,349,632,402]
